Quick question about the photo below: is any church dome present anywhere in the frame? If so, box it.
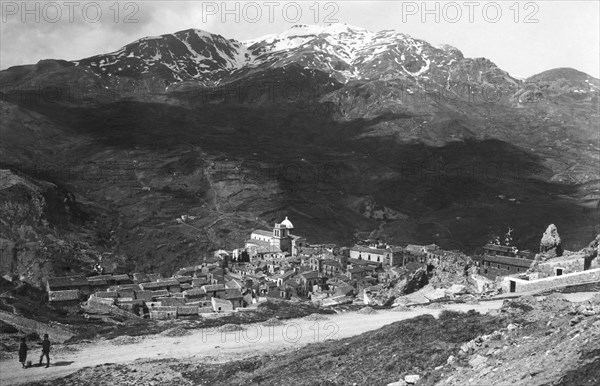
[280,216,294,229]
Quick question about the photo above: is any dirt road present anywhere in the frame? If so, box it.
[0,293,593,385]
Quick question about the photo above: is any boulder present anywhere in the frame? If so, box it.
[387,381,407,386]
[539,224,563,257]
[420,285,447,301]
[507,323,519,331]
[445,284,468,296]
[468,354,487,368]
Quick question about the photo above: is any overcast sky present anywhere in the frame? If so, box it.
[1,1,598,78]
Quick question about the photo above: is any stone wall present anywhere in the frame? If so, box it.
[503,268,600,293]
[536,258,585,278]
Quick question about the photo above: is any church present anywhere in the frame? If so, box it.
[245,217,305,257]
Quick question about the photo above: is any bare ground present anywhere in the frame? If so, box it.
[0,293,594,386]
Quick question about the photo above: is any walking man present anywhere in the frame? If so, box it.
[19,337,28,368]
[39,334,50,368]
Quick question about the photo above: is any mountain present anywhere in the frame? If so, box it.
[1,24,598,287]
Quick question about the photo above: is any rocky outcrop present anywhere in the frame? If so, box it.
[437,293,600,386]
[0,169,112,287]
[539,224,563,257]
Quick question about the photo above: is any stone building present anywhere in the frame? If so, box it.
[246,217,306,256]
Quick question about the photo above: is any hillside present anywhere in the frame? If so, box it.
[1,23,599,286]
[15,293,600,386]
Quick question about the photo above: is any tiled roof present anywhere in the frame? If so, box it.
[347,258,380,267]
[150,289,170,298]
[482,255,533,268]
[284,279,300,288]
[115,284,141,291]
[301,271,320,279]
[88,279,109,287]
[183,288,205,297]
[94,291,119,299]
[225,289,243,299]
[251,230,273,237]
[191,278,210,287]
[47,276,89,289]
[113,274,132,282]
[133,273,164,283]
[139,280,179,290]
[483,244,515,253]
[225,280,242,289]
[350,246,389,254]
[48,290,80,302]
[134,290,154,301]
[201,284,226,292]
[88,275,115,281]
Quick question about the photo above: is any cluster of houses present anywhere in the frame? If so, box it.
[47,217,595,319]
[46,216,456,318]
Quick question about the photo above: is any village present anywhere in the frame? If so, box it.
[42,218,600,321]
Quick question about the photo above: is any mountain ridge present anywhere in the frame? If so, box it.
[0,23,598,287]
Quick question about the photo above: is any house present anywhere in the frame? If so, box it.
[134,290,154,302]
[112,274,133,285]
[349,246,403,267]
[150,289,170,299]
[322,260,343,276]
[175,265,204,277]
[46,276,91,295]
[177,306,199,316]
[116,299,147,316]
[308,256,322,272]
[346,267,371,281]
[298,271,321,295]
[156,297,186,306]
[94,291,119,299]
[149,306,178,320]
[211,297,234,312]
[259,281,278,295]
[346,258,381,270]
[87,279,111,292]
[480,244,535,277]
[139,280,181,293]
[405,244,425,262]
[191,278,210,288]
[133,273,163,284]
[225,279,243,290]
[176,276,193,285]
[225,289,244,309]
[88,274,117,286]
[201,284,226,299]
[48,289,81,305]
[183,288,205,300]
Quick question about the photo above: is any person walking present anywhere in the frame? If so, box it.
[18,337,28,368]
[39,334,50,368]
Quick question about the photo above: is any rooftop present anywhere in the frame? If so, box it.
[251,230,272,237]
[47,276,90,289]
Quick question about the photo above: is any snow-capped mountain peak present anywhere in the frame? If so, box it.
[68,23,519,91]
